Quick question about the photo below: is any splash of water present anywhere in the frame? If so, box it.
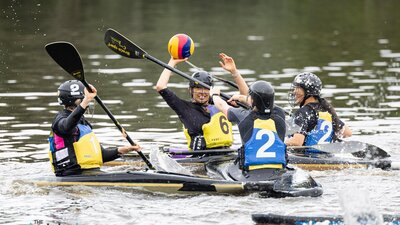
[291,168,312,186]
[339,188,383,225]
[285,117,301,136]
[149,145,192,176]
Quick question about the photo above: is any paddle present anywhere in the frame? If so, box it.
[184,60,297,118]
[212,75,241,90]
[103,29,389,161]
[45,41,154,170]
[104,28,249,109]
[288,141,390,159]
[148,146,192,175]
[166,148,236,156]
[185,61,240,89]
[187,58,389,159]
[252,213,400,224]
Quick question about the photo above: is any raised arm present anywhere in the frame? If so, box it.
[219,53,249,95]
[156,57,186,92]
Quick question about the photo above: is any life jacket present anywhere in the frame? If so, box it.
[305,111,334,147]
[48,124,103,175]
[243,118,286,170]
[184,105,233,149]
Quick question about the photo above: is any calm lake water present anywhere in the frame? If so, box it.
[0,0,399,224]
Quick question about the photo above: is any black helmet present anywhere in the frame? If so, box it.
[289,72,322,107]
[248,81,275,114]
[189,71,213,88]
[57,80,85,106]
[292,72,322,96]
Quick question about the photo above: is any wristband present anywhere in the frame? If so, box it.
[232,71,240,78]
[212,94,220,97]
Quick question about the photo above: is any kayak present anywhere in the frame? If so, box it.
[161,146,399,171]
[33,169,321,197]
[288,153,397,170]
[112,147,397,172]
[206,160,323,198]
[251,213,400,225]
[165,141,391,160]
[102,148,237,167]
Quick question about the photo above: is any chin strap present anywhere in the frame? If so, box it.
[86,101,96,118]
[189,88,194,100]
[299,95,312,107]
[65,105,77,111]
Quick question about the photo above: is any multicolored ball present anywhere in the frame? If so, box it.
[167,34,195,59]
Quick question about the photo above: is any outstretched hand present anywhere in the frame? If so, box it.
[167,57,188,67]
[219,53,238,75]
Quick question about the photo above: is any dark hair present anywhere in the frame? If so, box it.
[248,81,275,114]
[317,96,341,141]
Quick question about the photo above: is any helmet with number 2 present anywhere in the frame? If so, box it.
[57,80,85,106]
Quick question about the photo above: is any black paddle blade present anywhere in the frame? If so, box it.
[352,144,391,159]
[104,28,146,59]
[45,41,85,81]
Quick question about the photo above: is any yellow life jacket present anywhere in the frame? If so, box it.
[49,124,103,172]
[72,132,103,169]
[184,111,233,149]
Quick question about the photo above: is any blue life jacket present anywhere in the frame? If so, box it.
[244,118,286,170]
[305,111,334,148]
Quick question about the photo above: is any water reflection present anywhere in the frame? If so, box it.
[0,1,399,163]
[1,1,400,224]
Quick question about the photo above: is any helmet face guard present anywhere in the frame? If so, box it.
[288,83,300,107]
[58,80,85,106]
[288,72,322,107]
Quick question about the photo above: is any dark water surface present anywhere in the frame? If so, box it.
[0,1,399,224]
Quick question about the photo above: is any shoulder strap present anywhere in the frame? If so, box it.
[304,103,319,119]
[304,103,316,111]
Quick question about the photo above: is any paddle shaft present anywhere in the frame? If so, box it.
[46,41,152,170]
[184,60,293,115]
[167,149,236,156]
[145,54,249,109]
[185,61,239,88]
[104,29,250,109]
[287,140,390,160]
[79,80,154,169]
[103,30,389,159]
